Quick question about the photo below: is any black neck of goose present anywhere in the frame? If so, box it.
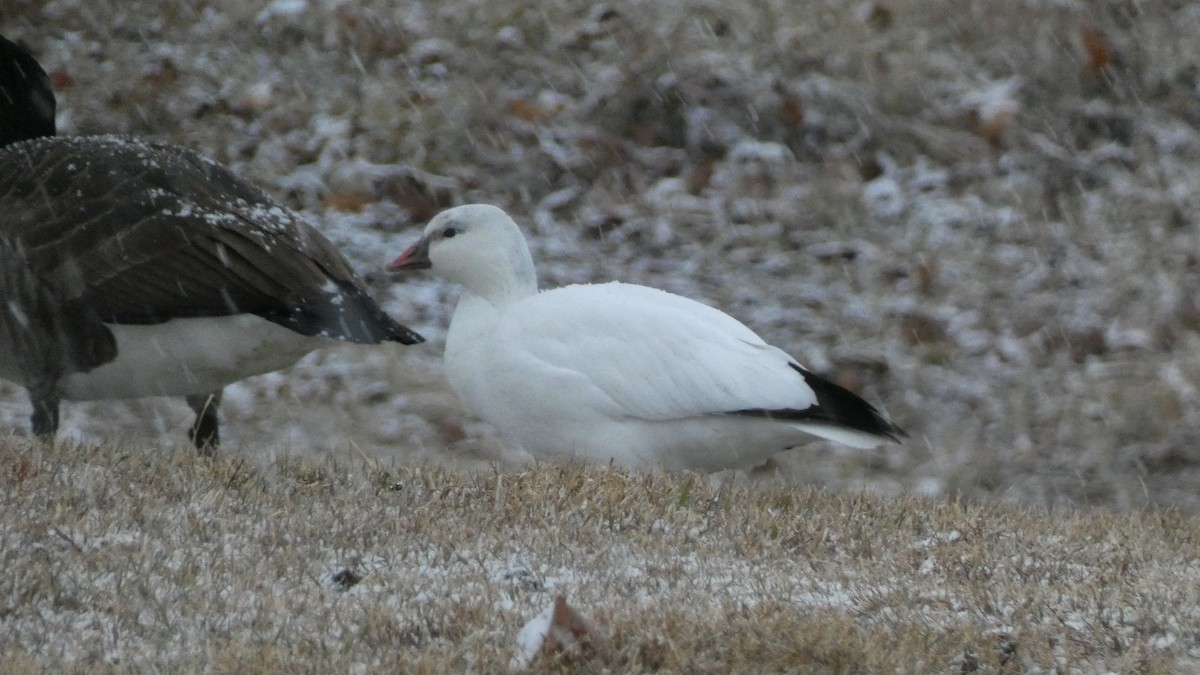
[0,35,57,147]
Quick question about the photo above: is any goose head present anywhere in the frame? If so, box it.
[390,204,538,306]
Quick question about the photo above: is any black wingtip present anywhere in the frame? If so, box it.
[330,281,424,345]
[730,363,906,444]
[383,320,425,346]
[0,34,57,147]
[795,364,907,442]
[265,279,424,346]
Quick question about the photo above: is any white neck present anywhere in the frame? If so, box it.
[454,235,538,310]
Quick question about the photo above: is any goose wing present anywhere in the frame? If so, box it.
[0,136,421,344]
[496,282,818,419]
[490,281,903,447]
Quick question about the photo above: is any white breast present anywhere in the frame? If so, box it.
[60,314,330,400]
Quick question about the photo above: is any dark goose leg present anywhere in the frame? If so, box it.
[27,378,60,439]
[186,390,222,454]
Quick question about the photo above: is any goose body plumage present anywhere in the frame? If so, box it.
[391,204,904,471]
[0,36,422,448]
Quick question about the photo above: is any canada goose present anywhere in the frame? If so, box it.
[390,204,904,471]
[0,35,423,450]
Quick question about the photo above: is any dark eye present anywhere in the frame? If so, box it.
[443,227,458,239]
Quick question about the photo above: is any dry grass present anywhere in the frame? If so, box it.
[2,437,1197,672]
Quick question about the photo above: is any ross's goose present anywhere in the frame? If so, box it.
[0,35,423,450]
[390,204,905,471]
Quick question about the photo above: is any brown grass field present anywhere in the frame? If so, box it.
[4,437,1199,673]
[5,0,1200,670]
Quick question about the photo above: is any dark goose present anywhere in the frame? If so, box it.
[0,36,423,450]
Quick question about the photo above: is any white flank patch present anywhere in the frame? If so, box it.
[509,595,601,671]
[60,314,333,400]
[510,600,556,670]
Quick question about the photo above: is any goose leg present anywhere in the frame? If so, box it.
[186,390,222,454]
[27,382,60,440]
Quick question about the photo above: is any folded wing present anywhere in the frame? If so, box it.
[0,135,421,345]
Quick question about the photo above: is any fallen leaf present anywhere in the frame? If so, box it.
[324,192,374,212]
[780,94,805,127]
[509,98,542,123]
[864,3,894,31]
[1081,28,1112,71]
[49,68,73,89]
[686,159,716,195]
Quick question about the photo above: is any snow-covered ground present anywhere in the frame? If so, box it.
[6,0,1200,510]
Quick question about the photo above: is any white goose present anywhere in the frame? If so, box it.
[0,35,423,449]
[390,204,905,471]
